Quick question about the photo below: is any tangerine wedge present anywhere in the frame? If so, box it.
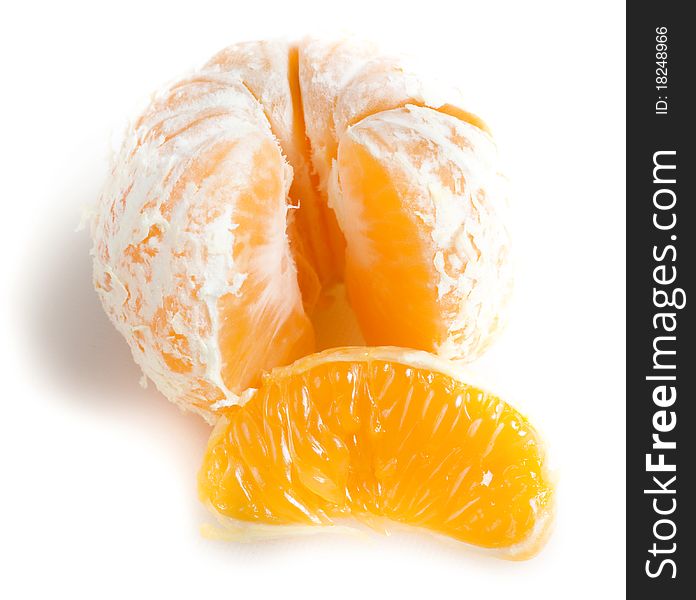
[198,347,553,558]
[334,105,511,360]
[92,74,313,419]
[205,40,333,292]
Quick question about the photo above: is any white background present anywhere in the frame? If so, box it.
[1,1,625,598]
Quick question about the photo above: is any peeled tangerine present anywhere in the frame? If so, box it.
[198,347,553,559]
[91,37,511,419]
[91,38,542,556]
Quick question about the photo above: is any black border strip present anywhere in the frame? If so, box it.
[627,2,694,595]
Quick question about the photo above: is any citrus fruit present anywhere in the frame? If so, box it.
[91,38,511,419]
[198,347,553,558]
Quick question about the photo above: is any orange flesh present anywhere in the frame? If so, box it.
[436,103,491,135]
[199,350,552,551]
[217,141,314,393]
[337,139,445,351]
[201,46,495,348]
[285,46,343,288]
[283,52,497,304]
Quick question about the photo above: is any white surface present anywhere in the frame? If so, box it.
[1,1,625,598]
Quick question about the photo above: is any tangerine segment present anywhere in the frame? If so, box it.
[299,38,482,195]
[199,347,553,557]
[297,38,375,279]
[206,41,334,290]
[215,138,315,395]
[92,76,313,420]
[297,38,493,286]
[333,105,512,361]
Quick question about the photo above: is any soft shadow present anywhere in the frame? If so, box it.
[24,214,150,403]
[19,172,192,422]
[191,520,540,573]
[20,180,212,465]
